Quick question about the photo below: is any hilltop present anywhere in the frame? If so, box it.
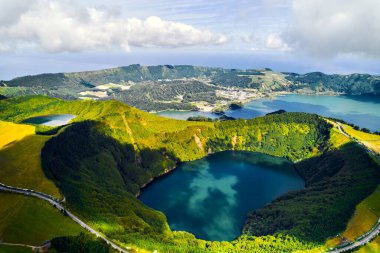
[1,65,379,112]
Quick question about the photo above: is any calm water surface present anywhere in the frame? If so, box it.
[139,151,304,241]
[22,114,75,126]
[156,94,380,132]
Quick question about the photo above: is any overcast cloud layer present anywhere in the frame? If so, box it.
[288,0,380,58]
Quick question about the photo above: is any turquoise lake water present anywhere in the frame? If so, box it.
[156,94,380,132]
[139,151,304,241]
[22,114,75,126]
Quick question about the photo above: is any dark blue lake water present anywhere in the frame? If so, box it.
[139,151,304,241]
[156,94,380,132]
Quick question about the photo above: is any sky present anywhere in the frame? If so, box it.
[1,0,380,79]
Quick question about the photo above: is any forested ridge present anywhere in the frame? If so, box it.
[244,142,380,242]
[1,64,380,112]
[0,95,379,252]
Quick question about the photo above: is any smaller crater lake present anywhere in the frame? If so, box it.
[22,114,75,126]
[139,151,304,241]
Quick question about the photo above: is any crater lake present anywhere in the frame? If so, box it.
[139,151,304,241]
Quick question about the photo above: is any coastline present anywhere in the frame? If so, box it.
[151,91,346,115]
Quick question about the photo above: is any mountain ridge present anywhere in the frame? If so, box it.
[1,64,379,112]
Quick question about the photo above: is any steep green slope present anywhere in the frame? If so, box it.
[0,122,61,198]
[42,121,170,235]
[284,72,380,94]
[244,142,380,242]
[0,245,31,253]
[0,193,84,245]
[49,233,111,253]
[0,96,328,163]
[0,96,379,252]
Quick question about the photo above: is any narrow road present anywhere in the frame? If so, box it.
[328,219,380,253]
[336,122,380,160]
[0,242,38,250]
[327,123,380,252]
[0,183,130,253]
[336,123,350,138]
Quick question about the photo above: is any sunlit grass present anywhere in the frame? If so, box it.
[324,118,380,248]
[326,184,380,247]
[0,121,35,149]
[342,124,380,155]
[329,127,351,148]
[354,236,380,253]
[324,237,341,249]
[343,207,377,241]
[0,122,61,198]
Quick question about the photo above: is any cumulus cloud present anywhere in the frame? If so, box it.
[288,0,380,58]
[0,0,226,53]
[241,32,290,51]
[0,0,36,26]
[240,33,259,44]
[265,33,290,51]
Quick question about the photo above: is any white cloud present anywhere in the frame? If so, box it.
[0,43,10,53]
[288,0,380,58]
[240,33,259,44]
[241,32,291,51]
[0,0,226,53]
[0,0,37,26]
[265,33,290,51]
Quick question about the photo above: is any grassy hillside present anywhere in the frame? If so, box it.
[0,96,379,252]
[0,121,61,198]
[343,185,380,241]
[354,236,380,253]
[325,150,380,248]
[0,193,84,245]
[0,96,328,163]
[326,119,351,148]
[342,123,380,155]
[0,121,34,149]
